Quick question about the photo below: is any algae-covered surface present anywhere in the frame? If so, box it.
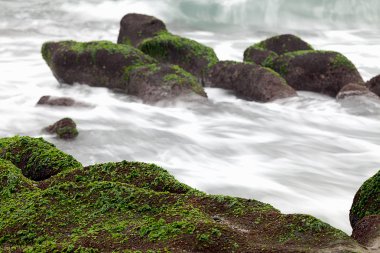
[0,137,364,253]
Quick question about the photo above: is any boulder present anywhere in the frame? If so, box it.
[42,40,156,90]
[0,136,81,181]
[117,13,168,47]
[265,50,364,97]
[42,40,206,103]
[244,34,313,65]
[208,61,297,102]
[0,159,35,197]
[138,32,219,84]
[366,74,380,97]
[45,118,79,140]
[352,215,380,250]
[127,63,207,103]
[336,83,379,100]
[0,155,368,252]
[350,170,380,228]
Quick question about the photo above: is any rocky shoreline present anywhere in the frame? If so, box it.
[0,13,379,252]
[0,136,378,252]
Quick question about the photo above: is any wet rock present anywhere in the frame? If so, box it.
[0,153,368,252]
[208,61,297,102]
[352,215,380,250]
[42,40,156,90]
[350,170,380,228]
[0,136,81,181]
[45,118,79,140]
[36,95,86,107]
[127,63,207,103]
[336,83,379,100]
[42,40,206,103]
[266,50,364,97]
[117,13,167,47]
[366,74,380,97]
[244,34,313,65]
[138,32,219,84]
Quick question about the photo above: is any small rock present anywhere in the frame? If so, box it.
[336,83,379,100]
[45,118,78,140]
[366,74,380,97]
[37,96,76,106]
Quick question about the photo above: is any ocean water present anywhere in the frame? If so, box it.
[0,0,380,234]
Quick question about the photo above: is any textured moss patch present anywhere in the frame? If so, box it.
[0,136,82,181]
[350,170,380,227]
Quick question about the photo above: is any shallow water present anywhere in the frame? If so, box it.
[0,0,380,234]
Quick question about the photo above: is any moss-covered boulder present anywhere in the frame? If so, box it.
[0,157,367,252]
[42,40,156,90]
[350,170,380,228]
[117,13,168,47]
[264,50,364,97]
[138,32,219,84]
[127,63,207,103]
[45,118,79,140]
[244,34,313,65]
[336,83,379,100]
[42,40,206,103]
[366,74,380,97]
[208,61,296,102]
[0,136,81,181]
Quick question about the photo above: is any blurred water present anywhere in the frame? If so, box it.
[0,0,380,234]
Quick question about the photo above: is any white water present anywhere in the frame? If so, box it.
[0,0,380,234]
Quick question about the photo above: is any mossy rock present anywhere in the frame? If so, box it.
[42,40,156,90]
[208,61,296,102]
[0,136,82,181]
[117,13,168,47]
[263,50,364,97]
[350,170,380,228]
[40,161,197,194]
[138,32,219,83]
[244,34,313,66]
[0,159,36,198]
[126,63,207,103]
[45,118,79,140]
[0,153,367,252]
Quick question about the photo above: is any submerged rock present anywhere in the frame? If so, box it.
[350,170,380,228]
[117,13,168,47]
[366,74,380,97]
[0,145,367,252]
[352,215,380,250]
[208,61,297,102]
[244,34,313,65]
[336,83,379,100]
[45,117,79,140]
[0,136,81,181]
[265,50,364,97]
[138,32,219,84]
[42,40,206,103]
[37,95,85,107]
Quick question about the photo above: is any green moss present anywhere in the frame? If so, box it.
[0,159,35,198]
[42,40,156,68]
[351,170,380,224]
[138,32,218,70]
[165,65,205,95]
[332,53,356,70]
[0,136,82,181]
